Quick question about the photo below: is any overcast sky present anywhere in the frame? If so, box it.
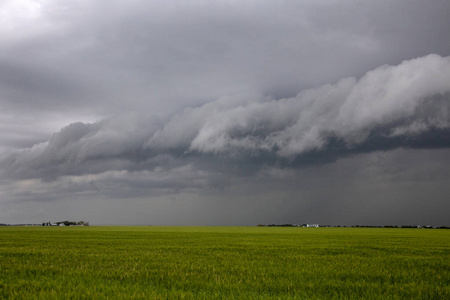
[1,0,450,226]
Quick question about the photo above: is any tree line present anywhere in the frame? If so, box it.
[42,221,89,226]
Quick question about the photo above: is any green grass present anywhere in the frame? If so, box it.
[0,226,449,299]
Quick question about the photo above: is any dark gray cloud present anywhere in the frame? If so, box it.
[1,1,450,225]
[2,54,449,181]
[2,0,449,118]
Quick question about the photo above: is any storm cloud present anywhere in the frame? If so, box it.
[1,1,450,226]
[2,54,450,180]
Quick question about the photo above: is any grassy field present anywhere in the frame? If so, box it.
[0,226,449,299]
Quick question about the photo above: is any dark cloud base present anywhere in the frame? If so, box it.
[1,55,450,182]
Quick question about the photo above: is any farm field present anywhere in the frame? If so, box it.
[0,226,449,299]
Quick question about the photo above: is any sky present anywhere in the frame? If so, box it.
[1,0,450,226]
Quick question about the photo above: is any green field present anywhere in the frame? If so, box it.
[0,226,449,299]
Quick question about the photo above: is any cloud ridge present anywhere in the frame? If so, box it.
[1,54,450,180]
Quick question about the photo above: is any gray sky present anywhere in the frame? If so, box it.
[1,0,450,226]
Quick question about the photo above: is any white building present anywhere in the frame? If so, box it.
[306,224,319,227]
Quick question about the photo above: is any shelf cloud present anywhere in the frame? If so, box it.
[2,55,450,181]
[1,1,449,226]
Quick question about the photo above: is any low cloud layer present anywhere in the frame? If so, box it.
[2,54,450,182]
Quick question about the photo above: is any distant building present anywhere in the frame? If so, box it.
[306,224,319,227]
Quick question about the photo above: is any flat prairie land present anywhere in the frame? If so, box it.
[0,226,449,299]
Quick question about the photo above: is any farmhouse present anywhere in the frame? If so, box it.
[306,224,319,227]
